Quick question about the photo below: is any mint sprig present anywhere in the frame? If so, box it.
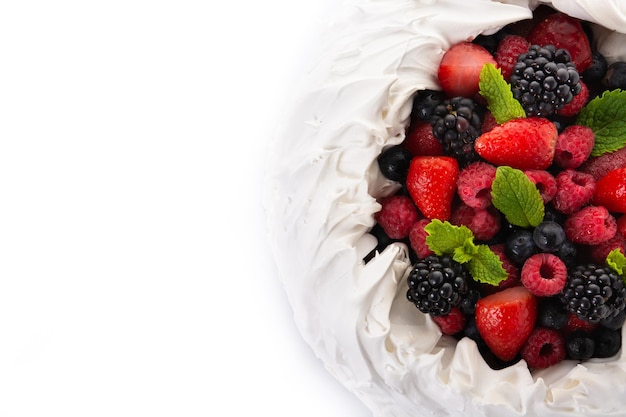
[491,166,544,228]
[478,63,526,124]
[577,89,626,157]
[606,248,626,279]
[424,219,508,286]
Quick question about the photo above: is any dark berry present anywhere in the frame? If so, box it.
[566,330,595,361]
[377,145,412,183]
[604,61,626,90]
[431,97,482,167]
[505,229,538,265]
[412,89,446,122]
[537,297,568,330]
[533,221,566,252]
[406,255,471,316]
[601,309,626,330]
[554,240,578,268]
[594,327,622,358]
[582,51,607,84]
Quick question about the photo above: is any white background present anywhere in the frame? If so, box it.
[0,1,371,416]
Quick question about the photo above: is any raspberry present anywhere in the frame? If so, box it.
[524,170,557,204]
[481,110,498,133]
[590,235,626,264]
[564,205,617,245]
[403,121,443,156]
[495,35,530,80]
[553,125,595,169]
[618,214,626,238]
[557,80,589,117]
[450,204,500,241]
[553,169,596,214]
[521,253,567,296]
[375,195,419,239]
[563,312,599,335]
[579,146,626,181]
[457,161,497,210]
[431,306,466,335]
[521,327,566,369]
[408,219,434,259]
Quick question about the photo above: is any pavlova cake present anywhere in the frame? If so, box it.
[264,1,626,416]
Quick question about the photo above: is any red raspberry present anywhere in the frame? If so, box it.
[495,35,530,80]
[481,244,521,295]
[565,205,617,245]
[557,81,589,117]
[521,253,567,296]
[374,195,419,239]
[456,161,497,210]
[618,214,626,238]
[521,327,566,369]
[431,306,466,335]
[590,234,626,264]
[408,218,434,259]
[450,204,500,241]
[524,170,557,204]
[554,125,595,169]
[403,121,443,156]
[563,312,599,335]
[580,145,626,181]
[481,110,498,133]
[553,169,596,214]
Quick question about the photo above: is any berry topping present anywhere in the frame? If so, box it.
[579,145,626,181]
[556,80,589,117]
[495,35,530,81]
[565,330,595,361]
[553,169,596,214]
[532,221,566,252]
[537,297,568,330]
[564,205,617,245]
[521,327,566,368]
[437,42,497,98]
[594,327,622,358]
[374,195,419,239]
[456,161,497,210]
[431,306,466,335]
[553,124,595,169]
[524,170,557,204]
[408,218,435,259]
[604,62,626,90]
[521,253,567,296]
[593,167,626,213]
[431,97,483,166]
[403,121,443,156]
[450,204,500,241]
[406,156,459,220]
[377,145,413,183]
[505,229,538,265]
[475,286,538,361]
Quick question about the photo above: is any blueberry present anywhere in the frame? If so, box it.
[377,145,412,183]
[594,327,622,358]
[505,229,537,265]
[554,240,578,268]
[538,297,569,330]
[533,221,566,252]
[604,61,626,90]
[566,331,595,361]
[411,89,445,121]
[582,51,608,84]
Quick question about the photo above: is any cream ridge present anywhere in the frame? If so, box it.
[264,1,626,416]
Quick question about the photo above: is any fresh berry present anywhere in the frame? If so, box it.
[450,204,501,241]
[495,35,530,80]
[533,221,566,252]
[594,327,622,358]
[406,156,459,220]
[403,121,443,156]
[524,170,557,204]
[582,51,608,84]
[510,45,582,117]
[537,297,568,330]
[485,244,521,293]
[564,205,617,245]
[475,286,538,361]
[411,89,446,122]
[521,253,567,296]
[604,61,626,90]
[553,125,595,169]
[618,215,626,238]
[431,97,482,166]
[593,167,626,213]
[579,145,626,181]
[590,234,626,264]
[481,110,498,133]
[601,309,626,330]
[553,169,596,214]
[526,12,593,72]
[564,312,599,334]
[378,145,413,182]
[437,42,497,98]
[521,327,566,368]
[560,263,626,323]
[474,117,558,170]
[408,218,435,259]
[431,306,466,335]
[505,229,538,265]
[374,195,419,239]
[406,254,471,316]
[554,240,578,268]
[457,161,497,210]
[565,330,595,361]
[556,80,589,117]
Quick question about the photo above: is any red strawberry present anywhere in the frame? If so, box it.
[474,117,558,170]
[593,167,626,213]
[437,42,497,98]
[475,286,537,361]
[526,12,592,72]
[406,156,459,221]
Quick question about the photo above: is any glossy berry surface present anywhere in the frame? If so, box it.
[505,229,538,265]
[378,145,413,183]
[532,221,566,252]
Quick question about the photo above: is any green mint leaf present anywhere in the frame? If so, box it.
[453,238,479,264]
[491,166,544,228]
[467,245,508,286]
[606,248,626,276]
[478,63,526,124]
[425,219,474,256]
[577,89,626,156]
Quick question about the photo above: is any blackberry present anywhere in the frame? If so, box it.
[406,254,471,316]
[431,97,482,166]
[560,264,626,323]
[510,45,582,117]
